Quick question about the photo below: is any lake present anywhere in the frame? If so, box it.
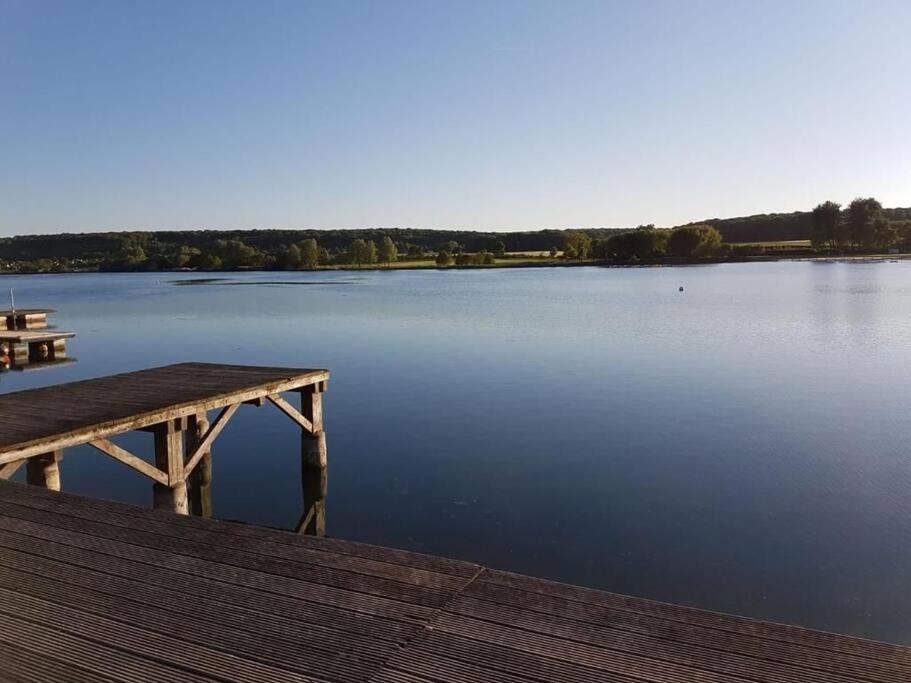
[2,261,910,644]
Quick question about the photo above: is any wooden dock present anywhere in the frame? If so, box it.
[0,363,329,520]
[0,307,54,331]
[0,362,908,681]
[0,307,74,369]
[0,480,907,682]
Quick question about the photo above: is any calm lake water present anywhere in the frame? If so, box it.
[2,262,911,643]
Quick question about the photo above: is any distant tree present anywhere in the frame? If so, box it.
[348,239,367,267]
[300,239,319,269]
[379,236,398,266]
[188,252,223,270]
[600,226,667,260]
[846,197,883,248]
[282,244,303,269]
[666,225,722,257]
[811,201,841,250]
[213,239,263,268]
[110,235,148,269]
[364,239,377,265]
[436,240,462,254]
[562,231,592,259]
[436,250,453,266]
[873,217,898,249]
[318,247,332,265]
[549,246,559,258]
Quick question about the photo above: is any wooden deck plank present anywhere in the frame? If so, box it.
[0,482,477,586]
[478,569,911,666]
[0,499,458,607]
[0,362,329,460]
[459,582,910,681]
[2,479,478,577]
[0,480,907,683]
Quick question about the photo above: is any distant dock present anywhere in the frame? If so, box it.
[0,308,74,369]
[0,363,907,682]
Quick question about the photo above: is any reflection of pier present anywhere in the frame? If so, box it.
[0,308,75,371]
[0,362,329,535]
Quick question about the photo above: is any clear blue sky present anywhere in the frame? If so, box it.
[1,0,909,236]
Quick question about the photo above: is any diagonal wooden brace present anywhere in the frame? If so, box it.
[267,394,314,434]
[183,403,239,478]
[89,438,169,486]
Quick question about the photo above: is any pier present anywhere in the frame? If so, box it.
[0,363,329,522]
[0,307,75,370]
[0,480,907,682]
[0,363,908,681]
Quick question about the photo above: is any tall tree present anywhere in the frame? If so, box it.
[364,239,378,265]
[846,197,883,248]
[300,239,319,269]
[348,239,367,267]
[666,225,722,257]
[379,236,397,266]
[810,201,841,250]
[562,231,592,259]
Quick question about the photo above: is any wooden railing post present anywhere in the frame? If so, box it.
[153,420,188,514]
[25,450,62,491]
[186,412,213,518]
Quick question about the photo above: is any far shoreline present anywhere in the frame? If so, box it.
[3,251,911,276]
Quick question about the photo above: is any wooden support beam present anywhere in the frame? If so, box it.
[153,420,188,514]
[184,403,238,478]
[300,465,327,537]
[186,412,213,518]
[89,439,168,486]
[300,388,327,468]
[0,459,26,481]
[25,450,62,491]
[267,394,314,433]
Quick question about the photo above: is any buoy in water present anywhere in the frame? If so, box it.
[678,286,684,292]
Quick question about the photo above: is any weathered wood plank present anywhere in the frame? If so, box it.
[0,362,329,461]
[0,478,907,683]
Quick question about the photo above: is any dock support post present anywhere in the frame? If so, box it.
[153,420,188,514]
[26,450,61,491]
[301,386,327,468]
[186,412,213,518]
[301,466,327,536]
[300,385,327,536]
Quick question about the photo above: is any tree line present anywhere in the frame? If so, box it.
[2,198,910,272]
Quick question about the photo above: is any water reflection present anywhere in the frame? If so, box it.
[180,436,328,538]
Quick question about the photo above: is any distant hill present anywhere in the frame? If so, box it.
[681,207,911,243]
